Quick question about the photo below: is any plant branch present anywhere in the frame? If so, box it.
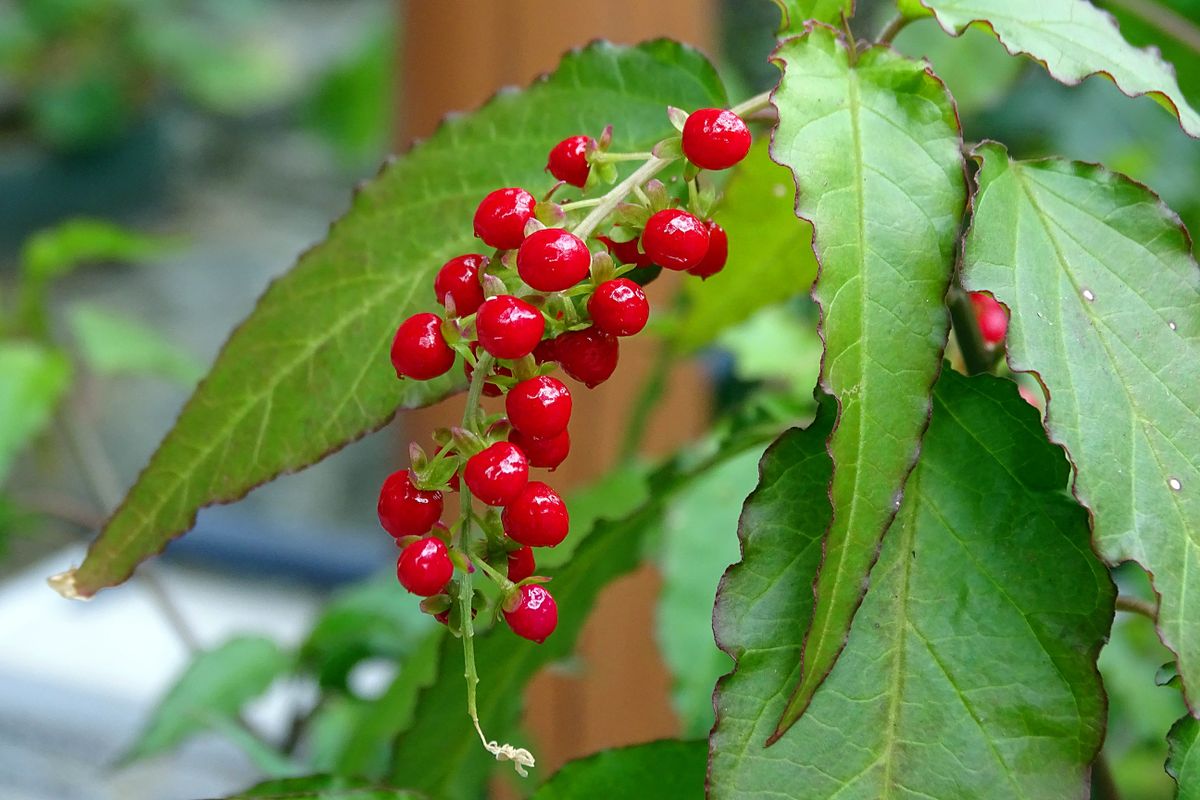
[877,14,912,45]
[1102,0,1200,57]
[573,157,673,241]
[1115,594,1158,620]
[947,287,994,376]
[730,90,774,118]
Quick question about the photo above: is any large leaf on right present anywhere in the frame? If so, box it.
[913,0,1200,137]
[962,142,1200,710]
[710,370,1114,798]
[767,24,966,735]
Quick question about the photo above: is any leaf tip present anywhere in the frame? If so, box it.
[47,567,90,601]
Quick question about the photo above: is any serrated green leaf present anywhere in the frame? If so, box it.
[224,775,421,800]
[67,304,204,385]
[916,0,1200,137]
[710,371,1114,798]
[767,25,965,735]
[530,740,706,799]
[124,635,291,762]
[64,40,726,598]
[673,142,818,353]
[0,341,71,483]
[772,0,855,35]
[962,142,1200,711]
[1169,714,1200,799]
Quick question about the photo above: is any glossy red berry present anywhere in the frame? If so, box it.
[588,278,649,337]
[682,108,751,171]
[378,469,443,537]
[463,441,529,506]
[503,584,558,643]
[503,481,569,547]
[970,292,1008,345]
[553,327,619,387]
[473,187,536,250]
[397,536,454,596]
[517,228,591,292]
[475,295,545,359]
[546,135,594,187]
[507,544,536,582]
[506,375,572,439]
[434,254,487,316]
[510,428,570,471]
[390,313,455,380]
[641,209,710,271]
[598,234,651,267]
[688,221,727,280]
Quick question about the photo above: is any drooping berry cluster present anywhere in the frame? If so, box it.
[379,107,750,647]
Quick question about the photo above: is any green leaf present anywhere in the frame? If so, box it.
[62,40,727,598]
[772,0,854,34]
[962,142,1200,711]
[767,25,966,735]
[0,341,71,483]
[892,19,1024,116]
[710,371,1114,798]
[123,635,291,762]
[1169,714,1200,799]
[67,304,204,385]
[224,775,421,800]
[20,218,170,282]
[716,302,823,397]
[531,740,706,799]
[915,0,1200,137]
[673,142,818,353]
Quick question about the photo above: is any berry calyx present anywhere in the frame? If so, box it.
[510,428,570,471]
[502,481,569,547]
[434,254,487,316]
[587,278,649,337]
[391,313,456,380]
[397,536,454,596]
[378,469,443,537]
[507,544,536,583]
[463,441,529,506]
[546,135,594,187]
[506,375,572,439]
[473,187,536,250]
[688,221,728,280]
[552,327,620,387]
[681,108,752,171]
[503,584,558,643]
[641,209,710,271]
[970,292,1008,345]
[476,295,546,360]
[517,228,591,292]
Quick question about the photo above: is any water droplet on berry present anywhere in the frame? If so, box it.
[1168,478,1182,492]
[1082,289,1095,302]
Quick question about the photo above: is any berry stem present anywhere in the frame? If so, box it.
[947,286,994,376]
[729,90,773,119]
[573,156,674,241]
[1115,594,1157,620]
[557,198,606,212]
[472,554,513,589]
[590,151,655,163]
[877,13,912,45]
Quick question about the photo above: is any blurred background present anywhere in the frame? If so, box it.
[0,0,1196,798]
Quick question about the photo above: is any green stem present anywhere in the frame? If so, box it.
[591,151,655,163]
[729,90,773,118]
[1115,594,1157,620]
[558,198,605,212]
[472,554,512,589]
[947,287,994,376]
[877,14,911,45]
[573,156,674,241]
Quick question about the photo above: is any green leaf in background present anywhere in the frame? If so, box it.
[716,302,822,397]
[673,142,818,353]
[892,19,1025,117]
[224,775,421,800]
[0,341,71,483]
[530,740,706,799]
[772,0,854,34]
[20,218,169,283]
[60,40,726,599]
[1169,714,1200,799]
[914,0,1200,138]
[67,304,204,386]
[962,143,1200,711]
[1096,0,1200,108]
[767,25,965,736]
[123,635,291,763]
[710,371,1114,798]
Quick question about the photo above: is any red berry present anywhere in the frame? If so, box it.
[510,428,570,471]
[378,469,443,537]
[463,441,529,506]
[434,254,487,316]
[390,313,455,380]
[507,544,536,582]
[503,584,558,643]
[546,135,594,187]
[682,108,752,171]
[517,228,591,292]
[502,481,569,547]
[641,209,710,271]
[506,375,572,439]
[588,278,649,337]
[397,536,454,596]
[598,234,651,267]
[476,295,545,360]
[553,327,619,387]
[473,187,536,250]
[688,221,728,280]
[970,292,1008,345]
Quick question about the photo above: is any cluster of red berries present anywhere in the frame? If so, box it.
[377,106,751,645]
